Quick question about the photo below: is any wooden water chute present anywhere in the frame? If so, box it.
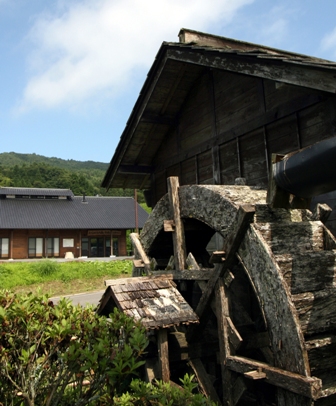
[96,274,199,385]
[130,176,336,405]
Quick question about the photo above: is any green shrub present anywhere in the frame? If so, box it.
[0,290,148,405]
[113,375,217,405]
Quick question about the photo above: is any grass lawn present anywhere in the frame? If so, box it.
[0,259,132,297]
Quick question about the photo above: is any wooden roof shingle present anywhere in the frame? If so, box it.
[97,275,199,329]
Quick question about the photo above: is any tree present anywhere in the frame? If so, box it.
[0,291,148,406]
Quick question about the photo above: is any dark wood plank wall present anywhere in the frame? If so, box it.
[152,68,336,233]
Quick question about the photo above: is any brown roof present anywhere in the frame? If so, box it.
[97,275,199,329]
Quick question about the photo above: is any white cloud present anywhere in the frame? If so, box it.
[321,27,336,58]
[17,0,253,112]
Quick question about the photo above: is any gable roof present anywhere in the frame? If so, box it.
[97,275,199,329]
[0,188,148,229]
[102,28,336,191]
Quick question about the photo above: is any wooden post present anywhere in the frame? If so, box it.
[167,177,187,270]
[216,278,234,405]
[130,232,151,275]
[157,328,170,382]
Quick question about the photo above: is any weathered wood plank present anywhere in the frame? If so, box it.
[130,232,151,275]
[226,355,322,400]
[244,369,266,380]
[306,333,336,386]
[227,317,243,351]
[140,185,266,254]
[312,203,332,224]
[254,221,324,254]
[292,289,336,334]
[105,274,173,286]
[187,205,255,342]
[167,48,336,93]
[153,269,214,280]
[157,329,170,382]
[323,223,336,250]
[238,224,310,375]
[255,204,313,223]
[232,376,246,406]
[209,250,225,264]
[275,251,336,294]
[186,252,200,270]
[167,177,187,270]
[216,278,233,405]
[189,358,222,405]
[164,219,175,232]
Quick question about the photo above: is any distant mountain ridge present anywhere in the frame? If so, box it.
[0,152,108,171]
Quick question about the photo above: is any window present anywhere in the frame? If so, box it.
[47,238,59,257]
[0,238,9,258]
[28,238,43,257]
[63,238,74,248]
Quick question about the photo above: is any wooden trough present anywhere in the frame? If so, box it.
[124,176,336,406]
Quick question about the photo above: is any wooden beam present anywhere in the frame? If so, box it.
[226,355,322,400]
[232,377,247,406]
[167,177,187,270]
[227,317,243,351]
[312,203,332,224]
[209,251,225,264]
[216,278,233,405]
[130,233,151,275]
[153,269,214,280]
[244,368,267,380]
[164,219,175,232]
[100,48,171,190]
[118,164,154,175]
[167,48,336,93]
[187,205,255,343]
[140,112,174,125]
[157,329,170,382]
[189,358,222,405]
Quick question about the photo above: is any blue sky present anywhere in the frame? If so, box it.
[1,0,336,164]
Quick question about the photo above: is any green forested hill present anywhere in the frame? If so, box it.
[0,152,142,200]
[0,152,108,171]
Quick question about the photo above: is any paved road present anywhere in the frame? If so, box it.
[51,290,105,307]
[41,256,133,307]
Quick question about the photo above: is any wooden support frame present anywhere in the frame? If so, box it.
[154,269,214,280]
[209,251,225,264]
[157,328,170,382]
[216,278,235,405]
[167,177,187,270]
[189,358,222,405]
[187,204,255,342]
[226,355,322,400]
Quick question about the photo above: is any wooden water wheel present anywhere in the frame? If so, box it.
[131,177,336,406]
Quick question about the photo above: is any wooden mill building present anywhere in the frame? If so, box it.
[101,29,336,405]
[102,28,336,235]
